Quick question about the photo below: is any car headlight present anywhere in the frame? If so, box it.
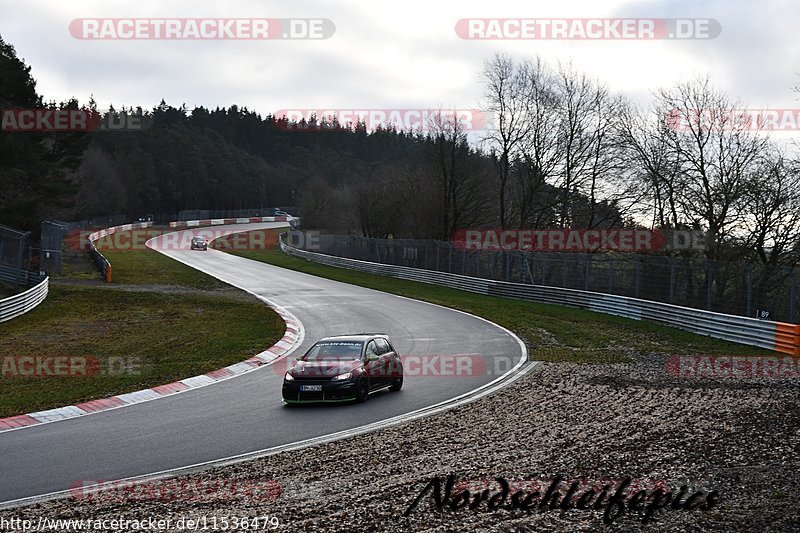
[332,372,352,381]
[284,372,294,381]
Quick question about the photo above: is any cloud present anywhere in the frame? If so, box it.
[1,0,797,123]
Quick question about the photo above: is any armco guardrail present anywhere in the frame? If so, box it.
[87,217,296,283]
[169,216,296,228]
[87,222,154,282]
[0,264,44,287]
[280,235,800,356]
[0,277,48,323]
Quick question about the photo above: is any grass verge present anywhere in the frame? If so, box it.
[0,229,284,418]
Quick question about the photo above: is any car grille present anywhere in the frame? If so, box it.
[292,376,332,382]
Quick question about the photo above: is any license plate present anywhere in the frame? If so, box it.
[300,385,322,392]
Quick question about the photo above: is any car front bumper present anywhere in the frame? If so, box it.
[282,379,358,403]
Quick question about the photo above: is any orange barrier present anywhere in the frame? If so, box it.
[774,322,800,355]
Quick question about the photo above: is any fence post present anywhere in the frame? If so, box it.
[706,260,713,310]
[541,256,547,285]
[524,253,534,285]
[27,245,33,284]
[16,232,29,288]
[462,250,467,275]
[584,256,590,291]
[608,258,614,293]
[790,268,797,324]
[635,259,641,298]
[669,258,676,303]
[746,265,753,318]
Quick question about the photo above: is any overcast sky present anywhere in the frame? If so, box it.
[2,0,798,123]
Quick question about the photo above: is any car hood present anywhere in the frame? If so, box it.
[288,359,361,378]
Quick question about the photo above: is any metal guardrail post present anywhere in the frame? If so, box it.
[790,269,798,324]
[746,265,753,318]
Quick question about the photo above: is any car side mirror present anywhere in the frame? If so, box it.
[368,353,379,361]
[295,355,303,361]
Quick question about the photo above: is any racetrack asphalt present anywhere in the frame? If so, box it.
[0,222,524,504]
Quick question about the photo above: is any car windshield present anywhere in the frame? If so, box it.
[303,341,363,362]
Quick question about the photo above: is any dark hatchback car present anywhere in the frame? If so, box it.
[282,334,403,404]
[190,236,208,250]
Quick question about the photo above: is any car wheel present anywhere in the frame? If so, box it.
[389,376,403,391]
[355,377,369,402]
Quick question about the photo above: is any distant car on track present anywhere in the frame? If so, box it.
[190,236,208,250]
[282,334,403,404]
[264,208,292,217]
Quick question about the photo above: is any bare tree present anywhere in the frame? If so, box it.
[552,64,606,226]
[656,77,769,260]
[618,101,685,229]
[481,54,531,228]
[741,150,800,267]
[512,58,562,228]
[427,111,486,240]
[298,178,354,233]
[74,145,127,217]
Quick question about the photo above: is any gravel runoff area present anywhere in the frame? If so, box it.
[3,352,799,533]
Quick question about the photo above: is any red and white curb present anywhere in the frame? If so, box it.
[169,216,289,228]
[0,307,303,433]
